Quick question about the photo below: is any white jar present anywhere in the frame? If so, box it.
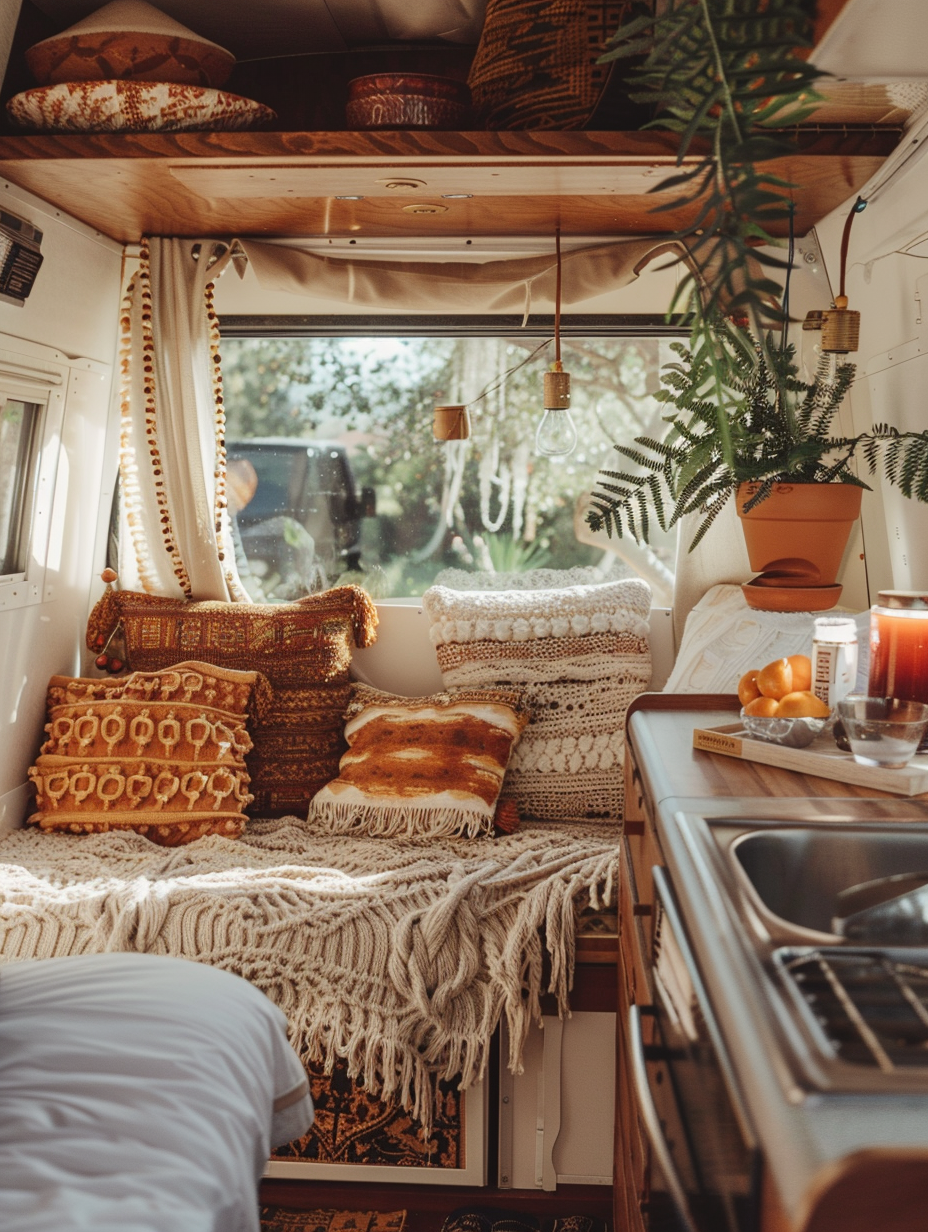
[812,616,859,707]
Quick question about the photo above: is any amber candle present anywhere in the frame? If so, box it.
[868,591,928,706]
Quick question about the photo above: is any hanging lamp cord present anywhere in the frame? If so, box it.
[554,226,562,366]
[780,202,795,354]
[839,196,868,300]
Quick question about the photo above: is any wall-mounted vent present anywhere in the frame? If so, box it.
[0,211,43,307]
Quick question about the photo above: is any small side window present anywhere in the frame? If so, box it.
[0,395,42,580]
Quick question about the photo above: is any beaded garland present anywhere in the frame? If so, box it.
[118,237,249,602]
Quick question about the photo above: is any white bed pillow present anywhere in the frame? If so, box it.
[663,583,870,694]
[0,952,313,1232]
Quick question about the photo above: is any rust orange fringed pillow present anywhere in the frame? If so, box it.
[86,586,379,817]
[308,684,530,839]
[28,661,268,845]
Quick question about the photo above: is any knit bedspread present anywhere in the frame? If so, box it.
[0,818,618,1134]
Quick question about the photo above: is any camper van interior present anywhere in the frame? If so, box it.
[1,1,928,1230]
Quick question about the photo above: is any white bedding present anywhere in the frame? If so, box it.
[0,952,313,1232]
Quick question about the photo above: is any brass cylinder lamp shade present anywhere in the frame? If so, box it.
[433,404,470,440]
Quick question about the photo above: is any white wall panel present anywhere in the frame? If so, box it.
[813,135,928,596]
[0,179,122,363]
[0,188,121,830]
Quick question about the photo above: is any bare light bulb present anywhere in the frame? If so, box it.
[535,408,577,456]
[535,363,576,456]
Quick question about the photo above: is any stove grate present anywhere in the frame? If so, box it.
[783,951,928,1069]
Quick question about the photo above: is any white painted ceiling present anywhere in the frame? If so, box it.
[29,0,487,61]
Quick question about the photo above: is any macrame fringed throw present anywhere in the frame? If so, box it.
[0,818,618,1137]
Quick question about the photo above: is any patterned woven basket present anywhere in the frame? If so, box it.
[468,0,650,131]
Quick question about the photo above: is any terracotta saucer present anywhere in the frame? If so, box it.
[741,579,843,612]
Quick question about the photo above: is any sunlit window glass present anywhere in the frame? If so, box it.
[221,335,678,602]
[0,397,41,577]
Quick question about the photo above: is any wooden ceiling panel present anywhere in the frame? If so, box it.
[0,129,897,244]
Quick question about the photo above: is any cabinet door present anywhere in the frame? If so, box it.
[623,748,663,953]
[616,941,649,1232]
[617,836,655,1231]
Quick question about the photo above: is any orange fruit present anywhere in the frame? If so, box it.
[787,654,812,693]
[777,690,830,719]
[756,658,793,700]
[737,670,761,707]
[744,695,780,718]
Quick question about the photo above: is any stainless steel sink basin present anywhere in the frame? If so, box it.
[727,825,928,944]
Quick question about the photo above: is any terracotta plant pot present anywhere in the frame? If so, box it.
[736,481,863,611]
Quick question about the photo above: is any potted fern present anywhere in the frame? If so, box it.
[586,323,914,600]
[585,0,928,608]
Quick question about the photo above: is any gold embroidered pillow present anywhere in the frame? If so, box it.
[85,586,379,818]
[28,661,266,846]
[308,684,530,839]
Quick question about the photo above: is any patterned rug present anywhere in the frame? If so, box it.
[259,1210,406,1232]
[272,1057,462,1168]
[439,1210,607,1232]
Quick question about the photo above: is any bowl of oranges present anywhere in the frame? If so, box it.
[737,655,831,748]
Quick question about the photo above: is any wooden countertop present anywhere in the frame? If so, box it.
[626,692,928,809]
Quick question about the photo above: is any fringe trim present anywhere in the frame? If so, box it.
[85,587,121,656]
[310,800,495,839]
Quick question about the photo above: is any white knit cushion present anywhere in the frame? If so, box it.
[423,579,652,823]
[663,584,871,694]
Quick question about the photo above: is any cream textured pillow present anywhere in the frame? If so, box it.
[423,579,652,824]
[308,684,529,839]
[432,563,625,591]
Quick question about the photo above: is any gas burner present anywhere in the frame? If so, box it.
[778,949,928,1070]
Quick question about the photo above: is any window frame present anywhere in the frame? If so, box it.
[220,313,685,339]
[0,348,67,610]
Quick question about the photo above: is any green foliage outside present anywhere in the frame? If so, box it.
[220,333,676,597]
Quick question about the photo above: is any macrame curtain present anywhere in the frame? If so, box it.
[118,237,250,602]
[119,235,701,603]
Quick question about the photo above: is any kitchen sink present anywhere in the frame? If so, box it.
[717,824,928,944]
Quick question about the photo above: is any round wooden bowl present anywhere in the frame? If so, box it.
[346,74,471,130]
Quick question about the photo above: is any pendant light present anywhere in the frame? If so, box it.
[803,197,864,355]
[535,228,577,457]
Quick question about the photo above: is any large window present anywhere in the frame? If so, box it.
[220,321,680,601]
[0,395,42,579]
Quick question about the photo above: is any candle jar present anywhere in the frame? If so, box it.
[868,591,928,749]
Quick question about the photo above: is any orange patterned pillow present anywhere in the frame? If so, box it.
[86,586,379,818]
[28,661,267,846]
[308,684,530,839]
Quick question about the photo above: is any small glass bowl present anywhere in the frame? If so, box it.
[740,710,829,748]
[835,696,928,769]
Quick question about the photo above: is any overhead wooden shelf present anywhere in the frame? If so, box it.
[0,127,900,244]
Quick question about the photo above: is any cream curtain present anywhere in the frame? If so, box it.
[118,237,250,601]
[234,236,692,318]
